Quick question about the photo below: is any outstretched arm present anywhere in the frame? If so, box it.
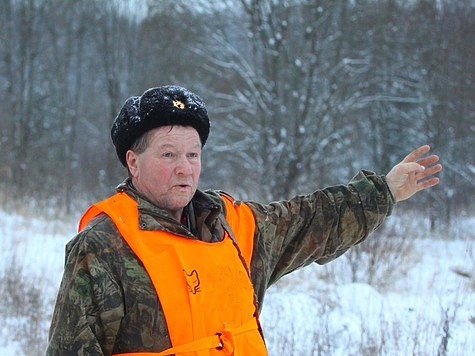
[386,145,442,202]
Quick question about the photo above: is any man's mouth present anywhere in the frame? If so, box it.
[175,184,191,189]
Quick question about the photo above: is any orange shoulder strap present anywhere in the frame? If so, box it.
[79,192,256,268]
[78,204,103,231]
[219,193,256,269]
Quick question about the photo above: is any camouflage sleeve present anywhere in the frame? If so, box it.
[246,170,395,291]
[46,216,125,355]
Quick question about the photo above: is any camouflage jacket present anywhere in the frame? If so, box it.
[46,171,395,355]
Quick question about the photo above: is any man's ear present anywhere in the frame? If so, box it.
[125,150,138,177]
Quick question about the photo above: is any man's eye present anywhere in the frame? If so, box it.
[163,152,174,158]
[188,152,199,159]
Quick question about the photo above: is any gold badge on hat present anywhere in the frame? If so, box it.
[172,99,185,109]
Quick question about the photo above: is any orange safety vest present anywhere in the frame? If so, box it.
[79,192,268,356]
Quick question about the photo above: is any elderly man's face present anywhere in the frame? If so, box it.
[126,125,202,221]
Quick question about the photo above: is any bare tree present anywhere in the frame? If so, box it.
[0,0,473,217]
[194,0,362,200]
[0,0,48,199]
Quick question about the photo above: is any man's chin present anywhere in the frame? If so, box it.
[171,194,194,207]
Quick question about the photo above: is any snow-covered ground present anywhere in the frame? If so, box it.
[260,233,475,355]
[1,209,473,355]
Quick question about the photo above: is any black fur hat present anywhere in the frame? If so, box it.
[111,85,210,166]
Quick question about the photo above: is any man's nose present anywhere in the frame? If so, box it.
[175,156,193,175]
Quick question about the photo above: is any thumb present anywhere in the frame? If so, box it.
[395,162,425,174]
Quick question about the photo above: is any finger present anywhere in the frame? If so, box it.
[402,145,431,163]
[417,154,440,167]
[416,163,442,179]
[417,177,440,190]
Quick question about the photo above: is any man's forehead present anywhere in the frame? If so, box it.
[150,126,201,146]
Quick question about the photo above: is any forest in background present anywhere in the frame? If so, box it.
[0,0,473,224]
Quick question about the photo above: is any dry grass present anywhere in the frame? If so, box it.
[0,253,52,355]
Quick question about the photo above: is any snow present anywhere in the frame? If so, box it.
[260,220,475,355]
[0,209,473,355]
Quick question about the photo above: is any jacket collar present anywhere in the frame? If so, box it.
[115,178,224,242]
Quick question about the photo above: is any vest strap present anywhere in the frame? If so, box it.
[113,319,257,355]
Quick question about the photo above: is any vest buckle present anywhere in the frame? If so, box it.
[215,332,224,350]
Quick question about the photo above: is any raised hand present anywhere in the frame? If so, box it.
[386,145,442,202]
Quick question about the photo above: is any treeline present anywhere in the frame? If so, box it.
[0,0,473,223]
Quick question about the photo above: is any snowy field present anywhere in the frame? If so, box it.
[0,208,473,355]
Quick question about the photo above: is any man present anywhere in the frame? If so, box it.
[47,85,442,355]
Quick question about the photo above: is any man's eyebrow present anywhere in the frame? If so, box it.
[157,142,202,149]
